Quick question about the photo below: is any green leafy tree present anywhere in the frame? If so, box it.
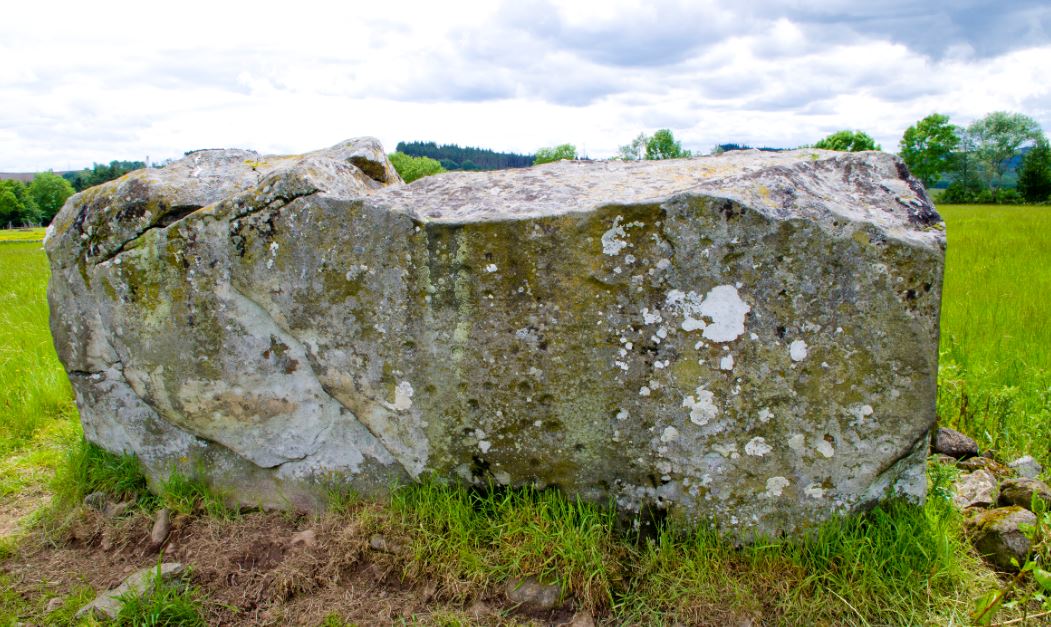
[0,180,39,225]
[388,152,445,183]
[617,132,650,160]
[967,111,1043,189]
[645,129,691,160]
[28,172,76,223]
[899,114,960,187]
[814,130,882,152]
[533,144,577,165]
[1017,139,1051,203]
[0,189,21,226]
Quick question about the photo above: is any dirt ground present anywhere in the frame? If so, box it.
[1,507,589,626]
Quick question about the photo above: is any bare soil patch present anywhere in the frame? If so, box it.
[1,507,584,626]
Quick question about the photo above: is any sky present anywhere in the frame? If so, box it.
[2,0,1050,171]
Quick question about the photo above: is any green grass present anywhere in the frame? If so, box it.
[937,205,1051,470]
[0,227,46,243]
[379,469,989,624]
[114,565,206,626]
[0,241,77,455]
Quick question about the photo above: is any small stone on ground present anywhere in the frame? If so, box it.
[932,427,979,459]
[953,469,998,509]
[75,562,185,620]
[998,477,1051,511]
[504,576,561,611]
[1008,455,1043,479]
[965,507,1036,571]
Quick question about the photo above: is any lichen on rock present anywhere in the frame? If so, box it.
[47,138,945,536]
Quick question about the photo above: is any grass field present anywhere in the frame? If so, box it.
[938,205,1051,469]
[0,205,1048,624]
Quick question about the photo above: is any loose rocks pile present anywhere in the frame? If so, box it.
[932,427,1048,571]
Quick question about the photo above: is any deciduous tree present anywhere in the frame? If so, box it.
[617,133,649,160]
[645,129,691,160]
[28,172,75,222]
[533,144,577,165]
[814,130,881,152]
[967,111,1044,188]
[899,114,960,187]
[388,152,445,183]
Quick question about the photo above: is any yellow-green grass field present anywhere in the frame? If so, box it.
[938,205,1051,468]
[0,205,1048,623]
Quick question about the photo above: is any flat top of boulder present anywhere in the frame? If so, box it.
[381,149,942,247]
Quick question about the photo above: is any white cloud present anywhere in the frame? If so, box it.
[0,0,1049,170]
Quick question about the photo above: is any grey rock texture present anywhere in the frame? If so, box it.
[47,139,945,536]
[966,507,1036,571]
[998,477,1051,511]
[1008,455,1043,479]
[953,469,999,509]
[932,427,979,459]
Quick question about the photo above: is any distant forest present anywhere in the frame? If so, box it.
[396,141,534,171]
[63,160,146,192]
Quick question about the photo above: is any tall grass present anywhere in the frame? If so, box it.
[0,240,76,454]
[938,205,1051,468]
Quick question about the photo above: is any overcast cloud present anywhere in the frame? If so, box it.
[1,0,1049,170]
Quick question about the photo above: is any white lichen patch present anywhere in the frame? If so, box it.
[641,308,662,325]
[485,263,498,273]
[719,354,734,371]
[758,408,772,423]
[745,436,772,457]
[661,426,679,443]
[804,483,825,499]
[788,433,806,453]
[601,215,629,255]
[713,442,738,458]
[814,439,835,458]
[639,386,651,397]
[478,440,492,453]
[764,476,790,497]
[683,388,717,426]
[849,404,874,421]
[392,381,414,411]
[666,286,750,341]
[698,285,750,342]
[266,241,279,269]
[789,339,808,362]
[682,317,706,332]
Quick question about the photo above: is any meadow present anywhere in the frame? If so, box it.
[0,207,1048,624]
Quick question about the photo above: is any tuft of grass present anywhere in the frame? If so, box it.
[50,438,156,512]
[937,205,1051,470]
[390,477,623,611]
[159,470,235,520]
[113,564,206,626]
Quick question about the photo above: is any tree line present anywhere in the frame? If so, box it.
[0,173,75,229]
[5,110,1047,229]
[0,160,149,228]
[395,141,534,171]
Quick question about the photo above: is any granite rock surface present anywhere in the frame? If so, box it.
[46,138,946,535]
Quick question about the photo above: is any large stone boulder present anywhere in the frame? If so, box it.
[46,138,945,536]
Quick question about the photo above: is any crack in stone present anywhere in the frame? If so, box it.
[226,283,409,476]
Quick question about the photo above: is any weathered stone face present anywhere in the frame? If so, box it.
[46,138,945,535]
